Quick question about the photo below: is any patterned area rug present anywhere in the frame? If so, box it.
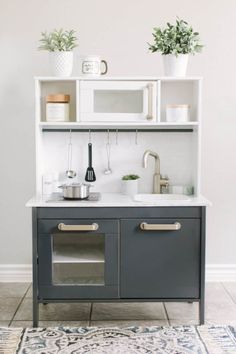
[1,325,236,354]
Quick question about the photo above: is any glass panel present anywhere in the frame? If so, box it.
[94,90,143,113]
[52,233,105,285]
[53,263,104,285]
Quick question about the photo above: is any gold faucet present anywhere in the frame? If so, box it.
[142,150,169,194]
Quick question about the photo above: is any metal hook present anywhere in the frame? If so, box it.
[116,129,118,145]
[68,130,72,170]
[88,129,91,143]
[69,129,72,143]
[135,130,138,145]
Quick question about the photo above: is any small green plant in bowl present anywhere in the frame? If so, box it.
[148,18,203,76]
[122,175,140,196]
[38,29,78,77]
[122,174,140,181]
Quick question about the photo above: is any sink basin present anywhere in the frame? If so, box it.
[133,194,190,202]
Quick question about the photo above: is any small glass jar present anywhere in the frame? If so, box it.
[46,94,70,122]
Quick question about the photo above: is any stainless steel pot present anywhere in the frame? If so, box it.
[59,183,92,200]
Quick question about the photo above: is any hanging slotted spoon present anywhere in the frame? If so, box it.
[85,143,96,182]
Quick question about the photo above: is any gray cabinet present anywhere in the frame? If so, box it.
[32,207,206,326]
[120,218,200,299]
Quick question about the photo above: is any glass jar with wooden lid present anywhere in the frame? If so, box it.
[46,94,70,122]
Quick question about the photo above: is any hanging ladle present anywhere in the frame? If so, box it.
[104,130,112,175]
[66,130,76,178]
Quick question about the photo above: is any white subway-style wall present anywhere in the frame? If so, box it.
[42,131,194,194]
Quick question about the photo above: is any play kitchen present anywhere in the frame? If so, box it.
[27,75,210,327]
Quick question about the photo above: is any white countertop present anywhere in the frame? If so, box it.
[26,193,211,208]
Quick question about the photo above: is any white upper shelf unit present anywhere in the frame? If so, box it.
[35,76,202,130]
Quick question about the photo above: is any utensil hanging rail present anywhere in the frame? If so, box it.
[42,128,193,133]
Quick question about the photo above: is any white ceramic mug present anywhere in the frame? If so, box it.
[81,55,108,76]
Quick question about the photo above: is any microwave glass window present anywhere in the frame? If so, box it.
[94,90,143,113]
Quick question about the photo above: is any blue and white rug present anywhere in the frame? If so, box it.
[1,325,236,353]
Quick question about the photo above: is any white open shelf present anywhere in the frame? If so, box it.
[36,76,201,129]
[53,246,104,264]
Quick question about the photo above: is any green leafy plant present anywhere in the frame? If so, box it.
[148,18,203,56]
[38,29,78,52]
[122,174,140,181]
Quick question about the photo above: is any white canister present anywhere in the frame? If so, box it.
[46,94,70,122]
[166,104,190,122]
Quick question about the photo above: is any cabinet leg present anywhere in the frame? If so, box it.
[33,299,39,327]
[199,299,205,325]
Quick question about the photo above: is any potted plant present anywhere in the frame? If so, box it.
[148,18,203,77]
[122,174,140,196]
[39,29,78,77]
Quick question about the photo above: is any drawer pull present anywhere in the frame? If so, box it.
[140,222,181,231]
[58,223,99,231]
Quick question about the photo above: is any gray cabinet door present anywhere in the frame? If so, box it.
[38,219,119,299]
[120,218,200,299]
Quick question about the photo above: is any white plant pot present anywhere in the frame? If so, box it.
[50,51,74,77]
[122,179,139,196]
[163,54,189,77]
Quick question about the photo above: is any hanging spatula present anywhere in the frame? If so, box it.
[85,143,96,182]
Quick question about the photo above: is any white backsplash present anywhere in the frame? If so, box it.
[42,132,195,194]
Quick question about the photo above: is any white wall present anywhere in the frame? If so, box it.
[0,0,236,265]
[41,131,194,194]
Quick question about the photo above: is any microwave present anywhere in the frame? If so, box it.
[79,80,158,123]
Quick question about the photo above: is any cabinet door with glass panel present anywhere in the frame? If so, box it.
[37,219,119,299]
[79,80,158,122]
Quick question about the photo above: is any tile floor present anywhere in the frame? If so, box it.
[0,282,236,327]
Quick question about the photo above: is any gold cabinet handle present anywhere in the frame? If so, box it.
[140,222,181,231]
[146,83,153,120]
[58,223,99,231]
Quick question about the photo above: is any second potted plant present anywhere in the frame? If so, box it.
[122,174,140,196]
[149,19,203,76]
[39,29,78,77]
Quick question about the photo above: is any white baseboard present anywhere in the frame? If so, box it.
[0,264,236,283]
[0,264,32,282]
[206,264,236,282]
